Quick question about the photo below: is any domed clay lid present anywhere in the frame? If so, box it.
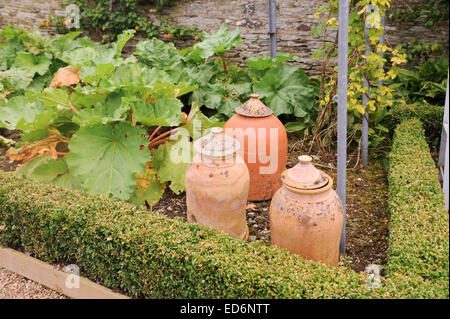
[194,127,240,158]
[235,94,273,117]
[281,155,329,190]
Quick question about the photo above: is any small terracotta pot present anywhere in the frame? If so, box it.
[269,155,344,266]
[224,94,287,201]
[185,127,250,240]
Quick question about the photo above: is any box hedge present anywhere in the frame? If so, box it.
[0,118,447,298]
[386,118,448,297]
[392,103,444,141]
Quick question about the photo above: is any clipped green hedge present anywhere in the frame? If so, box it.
[0,119,448,298]
[386,118,449,297]
[0,171,371,298]
[392,103,444,141]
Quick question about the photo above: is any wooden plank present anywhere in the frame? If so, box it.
[0,247,129,299]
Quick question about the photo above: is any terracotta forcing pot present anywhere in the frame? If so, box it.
[269,155,344,266]
[185,127,250,240]
[224,94,287,201]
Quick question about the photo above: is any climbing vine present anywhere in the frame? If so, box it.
[311,0,407,155]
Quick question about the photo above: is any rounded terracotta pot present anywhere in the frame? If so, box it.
[185,127,250,240]
[269,155,344,266]
[224,94,287,201]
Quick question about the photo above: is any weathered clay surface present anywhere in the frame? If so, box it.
[224,112,287,201]
[186,153,250,240]
[270,157,344,266]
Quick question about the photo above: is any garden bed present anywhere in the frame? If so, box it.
[152,133,390,273]
[1,127,390,274]
[0,119,448,298]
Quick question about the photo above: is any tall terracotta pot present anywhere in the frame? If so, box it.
[269,155,344,266]
[185,127,250,240]
[224,94,287,201]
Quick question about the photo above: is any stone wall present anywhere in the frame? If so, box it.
[0,0,65,32]
[140,0,332,75]
[1,0,448,76]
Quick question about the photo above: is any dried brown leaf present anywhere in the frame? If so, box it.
[50,66,81,88]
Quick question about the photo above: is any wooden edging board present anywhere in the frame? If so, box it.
[0,247,130,299]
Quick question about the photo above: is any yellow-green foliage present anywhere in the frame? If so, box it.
[386,118,449,297]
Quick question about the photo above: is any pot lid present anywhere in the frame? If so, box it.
[281,155,329,190]
[194,127,240,158]
[235,94,273,117]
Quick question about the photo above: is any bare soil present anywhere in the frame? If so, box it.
[0,129,20,172]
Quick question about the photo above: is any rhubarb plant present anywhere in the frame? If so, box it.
[0,24,316,205]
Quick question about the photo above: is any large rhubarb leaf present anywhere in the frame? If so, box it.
[253,63,315,117]
[14,52,51,76]
[0,67,33,92]
[73,92,129,126]
[0,38,26,69]
[66,122,150,200]
[186,24,242,62]
[0,95,56,130]
[130,98,183,127]
[136,38,182,70]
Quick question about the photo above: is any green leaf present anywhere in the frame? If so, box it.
[253,63,315,117]
[182,102,223,137]
[187,24,242,62]
[151,137,192,194]
[285,121,307,133]
[66,122,150,200]
[114,29,136,52]
[0,38,26,69]
[130,98,183,127]
[246,53,298,71]
[48,32,83,60]
[14,52,51,76]
[0,67,33,91]
[0,95,56,130]
[311,22,327,37]
[17,154,81,189]
[136,38,182,70]
[74,93,129,126]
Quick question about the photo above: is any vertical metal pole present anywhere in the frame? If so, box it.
[362,25,370,167]
[268,0,277,58]
[378,10,385,87]
[338,0,349,254]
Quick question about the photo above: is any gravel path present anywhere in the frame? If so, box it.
[0,267,68,299]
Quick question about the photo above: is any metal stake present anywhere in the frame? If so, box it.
[378,9,385,87]
[268,0,277,58]
[337,0,349,254]
[362,24,370,167]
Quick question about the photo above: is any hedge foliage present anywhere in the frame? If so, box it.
[0,119,448,298]
[392,103,444,141]
[386,118,449,298]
